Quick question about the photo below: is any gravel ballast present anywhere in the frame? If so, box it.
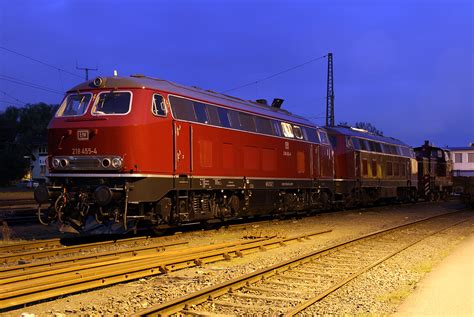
[3,201,472,316]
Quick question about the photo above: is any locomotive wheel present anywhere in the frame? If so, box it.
[229,195,240,214]
[37,205,57,225]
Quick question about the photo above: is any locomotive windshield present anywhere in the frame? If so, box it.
[56,93,92,117]
[92,91,131,115]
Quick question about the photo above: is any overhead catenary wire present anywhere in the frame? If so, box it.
[0,90,27,105]
[0,46,83,79]
[0,99,24,107]
[0,74,64,95]
[222,54,327,93]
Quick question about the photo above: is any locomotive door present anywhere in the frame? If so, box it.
[173,121,192,177]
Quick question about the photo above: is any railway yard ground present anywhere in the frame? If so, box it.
[0,198,472,316]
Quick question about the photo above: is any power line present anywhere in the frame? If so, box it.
[0,99,24,107]
[0,74,64,95]
[0,90,27,104]
[222,54,327,93]
[0,46,83,79]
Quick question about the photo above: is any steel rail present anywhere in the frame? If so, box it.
[136,211,471,316]
[0,235,170,264]
[0,240,191,282]
[0,229,331,310]
[0,237,274,282]
[0,238,62,254]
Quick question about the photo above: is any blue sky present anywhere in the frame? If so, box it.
[0,0,472,147]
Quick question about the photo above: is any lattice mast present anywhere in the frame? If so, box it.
[325,52,335,127]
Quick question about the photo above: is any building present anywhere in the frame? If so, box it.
[447,144,474,176]
[31,143,48,180]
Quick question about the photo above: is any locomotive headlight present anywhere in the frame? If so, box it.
[52,158,60,168]
[101,158,111,168]
[111,157,122,169]
[60,159,69,168]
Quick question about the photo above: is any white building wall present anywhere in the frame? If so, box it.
[451,149,474,176]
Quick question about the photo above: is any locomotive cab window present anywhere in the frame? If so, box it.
[93,91,132,115]
[152,94,166,116]
[57,93,92,117]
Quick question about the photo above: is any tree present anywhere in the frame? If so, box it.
[0,103,58,186]
[355,122,384,136]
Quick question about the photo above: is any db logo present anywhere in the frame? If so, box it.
[77,130,89,141]
[284,141,290,150]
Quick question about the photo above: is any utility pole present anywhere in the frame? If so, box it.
[325,52,335,127]
[76,62,98,81]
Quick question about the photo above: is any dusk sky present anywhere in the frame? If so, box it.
[0,0,472,148]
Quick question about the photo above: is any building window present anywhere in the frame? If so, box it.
[454,153,463,163]
[468,153,474,163]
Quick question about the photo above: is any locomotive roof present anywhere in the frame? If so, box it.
[326,125,410,147]
[69,75,319,128]
[446,146,474,151]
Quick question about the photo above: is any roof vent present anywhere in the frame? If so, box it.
[256,99,268,105]
[271,98,284,108]
[131,74,145,78]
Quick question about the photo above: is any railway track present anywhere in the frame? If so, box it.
[0,235,187,264]
[137,210,472,316]
[0,229,331,310]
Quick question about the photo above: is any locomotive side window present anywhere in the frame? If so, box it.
[228,110,241,129]
[206,105,221,126]
[400,163,406,176]
[352,138,360,150]
[318,130,330,144]
[281,122,294,138]
[394,162,400,176]
[359,138,368,151]
[362,159,368,176]
[386,162,393,176]
[239,112,256,132]
[152,94,166,116]
[293,126,303,139]
[217,108,231,128]
[169,96,196,121]
[194,102,209,123]
[304,128,320,143]
[57,93,92,117]
[93,91,131,115]
[255,117,273,135]
[272,121,282,136]
[371,160,378,177]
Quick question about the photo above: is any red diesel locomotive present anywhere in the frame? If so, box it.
[34,75,422,233]
[34,75,336,233]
